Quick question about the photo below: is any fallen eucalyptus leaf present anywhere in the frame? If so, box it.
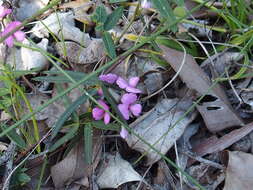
[97,153,142,188]
[51,137,101,188]
[160,45,243,132]
[55,40,104,64]
[223,151,253,190]
[126,98,195,165]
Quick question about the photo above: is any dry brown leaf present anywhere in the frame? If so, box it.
[223,151,253,190]
[97,153,142,188]
[51,132,102,188]
[126,98,195,165]
[55,40,104,65]
[190,122,253,166]
[160,45,243,132]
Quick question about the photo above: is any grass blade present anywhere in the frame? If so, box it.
[1,124,26,149]
[51,92,93,140]
[84,124,93,164]
[49,125,79,152]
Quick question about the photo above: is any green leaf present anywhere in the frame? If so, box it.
[33,70,98,86]
[1,124,26,149]
[91,5,107,24]
[49,125,79,152]
[91,120,120,131]
[84,124,93,164]
[51,91,93,140]
[104,6,124,31]
[151,0,177,31]
[109,0,127,3]
[102,31,117,59]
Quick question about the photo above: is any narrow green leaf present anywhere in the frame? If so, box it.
[151,0,177,31]
[33,71,98,86]
[1,124,26,149]
[84,124,93,164]
[109,0,127,3]
[104,6,124,31]
[102,32,117,59]
[51,92,92,140]
[49,125,79,152]
[91,121,120,131]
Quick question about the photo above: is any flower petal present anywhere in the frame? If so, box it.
[104,112,110,124]
[5,36,14,47]
[118,104,130,120]
[126,86,142,94]
[0,6,11,18]
[141,0,152,9]
[99,73,118,84]
[13,31,25,42]
[97,88,103,96]
[121,93,137,105]
[130,104,142,116]
[92,107,104,120]
[129,77,139,87]
[116,77,128,89]
[98,99,109,110]
[120,127,128,139]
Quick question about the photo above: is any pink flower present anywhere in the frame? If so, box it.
[92,99,111,124]
[141,0,152,9]
[120,127,128,139]
[118,93,142,120]
[99,73,118,84]
[0,6,12,18]
[116,76,142,94]
[97,88,103,97]
[1,21,25,47]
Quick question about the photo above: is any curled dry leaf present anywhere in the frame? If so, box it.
[55,40,104,64]
[16,0,49,21]
[7,38,49,71]
[51,132,102,188]
[160,45,243,132]
[201,51,244,76]
[97,153,142,189]
[126,98,196,165]
[32,12,91,44]
[223,151,253,190]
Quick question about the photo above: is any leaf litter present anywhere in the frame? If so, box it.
[0,0,253,189]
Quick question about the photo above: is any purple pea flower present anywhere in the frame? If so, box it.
[92,99,111,124]
[141,0,152,9]
[0,5,12,18]
[1,21,25,47]
[120,127,128,139]
[116,76,142,94]
[99,73,118,84]
[118,93,142,120]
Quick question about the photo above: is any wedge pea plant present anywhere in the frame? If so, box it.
[1,0,246,189]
